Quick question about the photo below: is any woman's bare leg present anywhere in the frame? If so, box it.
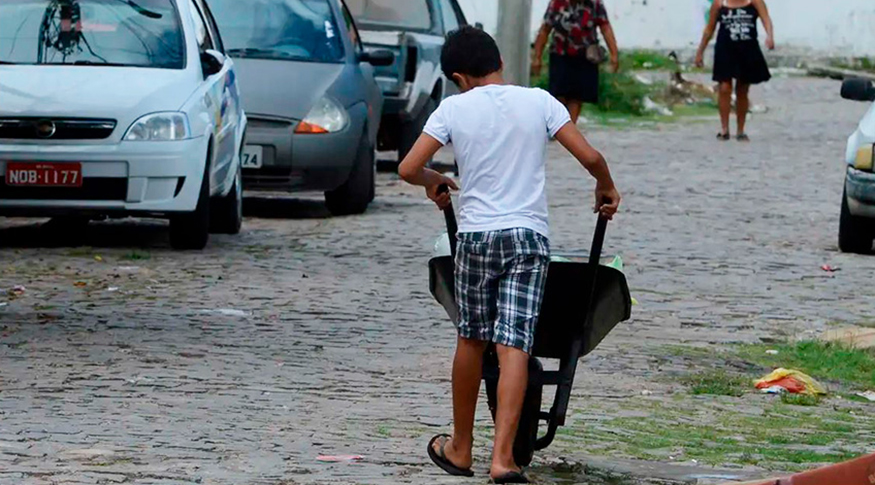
[735,82,751,136]
[566,100,583,125]
[718,81,733,136]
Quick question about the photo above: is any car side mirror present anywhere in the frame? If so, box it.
[361,49,395,67]
[475,22,484,30]
[200,49,225,78]
[841,78,875,102]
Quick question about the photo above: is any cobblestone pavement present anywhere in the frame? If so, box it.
[1,75,874,485]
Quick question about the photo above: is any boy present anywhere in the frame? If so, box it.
[398,26,620,484]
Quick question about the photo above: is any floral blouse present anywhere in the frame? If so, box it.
[544,0,609,57]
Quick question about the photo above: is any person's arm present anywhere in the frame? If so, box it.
[600,21,620,73]
[532,23,552,78]
[553,123,621,219]
[752,0,775,50]
[695,1,722,67]
[398,134,458,209]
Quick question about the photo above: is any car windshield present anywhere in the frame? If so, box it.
[0,0,184,68]
[210,0,344,63]
[345,0,432,31]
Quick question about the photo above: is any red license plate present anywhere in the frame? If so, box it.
[5,162,83,188]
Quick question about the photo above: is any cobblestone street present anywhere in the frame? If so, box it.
[2,75,874,485]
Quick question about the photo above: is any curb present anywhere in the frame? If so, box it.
[806,64,875,82]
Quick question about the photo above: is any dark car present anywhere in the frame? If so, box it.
[210,0,394,215]
[345,0,468,162]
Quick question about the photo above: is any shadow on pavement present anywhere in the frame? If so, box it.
[243,195,332,219]
[0,218,168,249]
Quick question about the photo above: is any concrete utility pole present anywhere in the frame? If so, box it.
[496,0,533,86]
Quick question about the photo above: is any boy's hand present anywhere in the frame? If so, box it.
[694,51,705,68]
[426,176,459,210]
[594,184,621,220]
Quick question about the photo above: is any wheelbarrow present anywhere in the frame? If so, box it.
[428,192,632,467]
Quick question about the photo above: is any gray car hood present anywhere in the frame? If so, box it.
[232,58,344,120]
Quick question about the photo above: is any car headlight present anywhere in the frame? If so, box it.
[295,96,349,134]
[124,112,190,141]
[854,144,874,171]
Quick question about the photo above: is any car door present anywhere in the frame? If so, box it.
[341,0,382,143]
[190,0,238,193]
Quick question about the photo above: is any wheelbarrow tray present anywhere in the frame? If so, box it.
[428,255,632,359]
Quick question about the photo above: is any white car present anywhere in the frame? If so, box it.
[0,0,247,250]
[840,78,875,254]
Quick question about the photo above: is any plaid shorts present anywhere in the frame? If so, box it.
[455,228,550,354]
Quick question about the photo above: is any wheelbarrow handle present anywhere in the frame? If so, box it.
[438,184,458,259]
[588,216,609,267]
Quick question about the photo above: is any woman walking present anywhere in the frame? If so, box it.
[532,0,619,124]
[695,0,774,141]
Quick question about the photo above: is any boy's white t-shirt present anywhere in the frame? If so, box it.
[423,84,571,239]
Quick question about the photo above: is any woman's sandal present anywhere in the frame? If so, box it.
[427,434,474,477]
[737,133,750,142]
[717,132,731,141]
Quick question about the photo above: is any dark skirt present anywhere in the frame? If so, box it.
[713,40,771,85]
[549,53,599,104]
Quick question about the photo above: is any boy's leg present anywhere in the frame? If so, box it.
[431,231,499,470]
[490,229,550,478]
[566,100,583,125]
[491,343,530,477]
[438,336,489,469]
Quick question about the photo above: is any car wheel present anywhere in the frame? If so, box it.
[398,97,437,163]
[209,164,243,235]
[170,157,211,250]
[325,133,375,216]
[839,186,875,254]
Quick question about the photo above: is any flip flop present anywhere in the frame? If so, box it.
[427,434,474,477]
[490,471,530,484]
[717,132,731,141]
[737,133,750,142]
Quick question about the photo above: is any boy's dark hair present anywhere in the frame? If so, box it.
[441,26,502,83]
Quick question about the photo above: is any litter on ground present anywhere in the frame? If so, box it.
[755,368,826,396]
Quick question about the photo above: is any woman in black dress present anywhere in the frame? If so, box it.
[532,0,619,124]
[695,0,774,141]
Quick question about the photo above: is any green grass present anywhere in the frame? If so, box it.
[682,371,748,397]
[781,394,822,407]
[532,50,716,119]
[831,57,875,73]
[736,341,875,391]
[123,251,151,261]
[555,399,871,471]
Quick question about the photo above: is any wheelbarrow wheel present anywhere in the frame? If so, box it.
[483,357,543,468]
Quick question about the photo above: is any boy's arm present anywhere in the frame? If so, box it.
[553,123,621,219]
[398,134,458,209]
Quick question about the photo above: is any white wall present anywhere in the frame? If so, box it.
[457,0,875,57]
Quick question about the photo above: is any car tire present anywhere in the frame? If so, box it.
[398,97,437,163]
[209,164,243,235]
[325,133,375,216]
[839,186,874,254]
[170,157,211,250]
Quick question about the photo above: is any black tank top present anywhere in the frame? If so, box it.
[717,2,759,44]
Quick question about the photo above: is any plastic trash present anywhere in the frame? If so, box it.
[856,391,875,402]
[6,286,25,297]
[317,455,364,463]
[821,264,840,272]
[755,368,827,396]
[765,349,779,355]
[606,255,624,271]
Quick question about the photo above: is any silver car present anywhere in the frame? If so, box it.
[346,0,468,162]
[210,0,393,215]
